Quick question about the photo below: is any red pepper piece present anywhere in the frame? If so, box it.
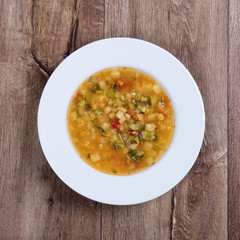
[128,130,138,136]
[111,119,121,130]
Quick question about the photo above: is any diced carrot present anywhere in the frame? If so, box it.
[127,108,138,120]
[83,82,89,87]
[74,92,81,101]
[127,108,135,116]
[164,96,171,107]
[117,79,126,87]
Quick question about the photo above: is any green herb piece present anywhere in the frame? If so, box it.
[107,88,115,97]
[95,109,103,116]
[118,133,124,143]
[128,121,142,131]
[141,131,155,141]
[113,142,121,151]
[111,135,118,144]
[129,143,139,150]
[116,98,123,107]
[128,149,136,159]
[128,150,143,163]
[98,127,105,132]
[111,135,124,149]
[145,97,151,105]
[138,104,147,113]
[84,103,92,111]
[138,133,143,141]
[128,101,136,110]
[128,135,136,144]
[91,83,100,92]
[141,96,148,102]
[160,97,165,105]
[77,99,86,107]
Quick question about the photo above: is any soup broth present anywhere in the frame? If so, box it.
[67,67,175,175]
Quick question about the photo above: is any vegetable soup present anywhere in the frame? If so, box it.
[67,67,175,175]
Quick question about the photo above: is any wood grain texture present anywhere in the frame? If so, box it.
[0,0,239,239]
[228,0,240,238]
[0,0,104,239]
[168,1,228,239]
[102,195,172,240]
[103,1,174,240]
[104,0,228,239]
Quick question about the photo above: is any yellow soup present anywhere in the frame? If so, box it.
[67,67,175,175]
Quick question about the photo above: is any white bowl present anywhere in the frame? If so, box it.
[38,38,205,205]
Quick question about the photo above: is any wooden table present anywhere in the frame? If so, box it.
[0,0,239,239]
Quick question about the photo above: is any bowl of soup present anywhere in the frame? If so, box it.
[38,38,205,205]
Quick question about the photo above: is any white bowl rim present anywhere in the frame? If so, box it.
[38,37,205,205]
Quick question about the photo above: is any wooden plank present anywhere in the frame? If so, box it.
[167,0,228,239]
[228,0,240,238]
[0,0,104,239]
[169,0,228,239]
[31,0,104,73]
[103,0,228,239]
[105,0,171,48]
[103,1,173,239]
[102,196,172,240]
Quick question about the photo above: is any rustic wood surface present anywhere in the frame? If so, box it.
[0,0,239,239]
